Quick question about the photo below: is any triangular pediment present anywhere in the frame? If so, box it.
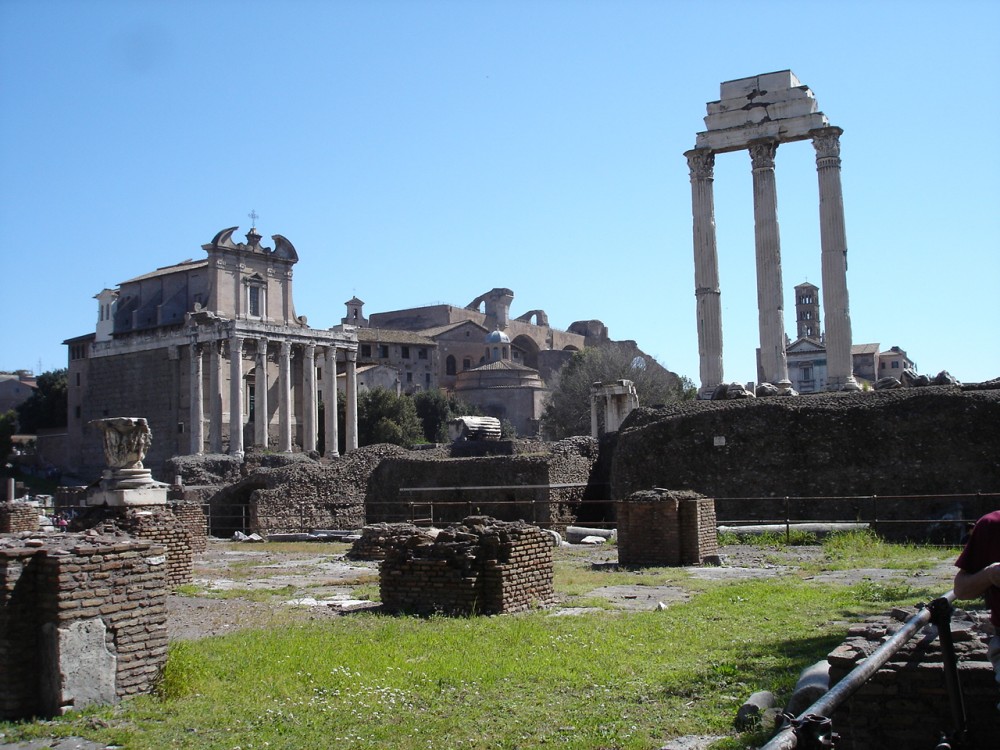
[786,337,825,354]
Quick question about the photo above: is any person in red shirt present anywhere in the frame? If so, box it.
[954,509,1000,703]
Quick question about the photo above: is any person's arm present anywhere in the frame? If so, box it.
[953,562,1000,599]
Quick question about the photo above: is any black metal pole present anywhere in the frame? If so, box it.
[929,597,967,746]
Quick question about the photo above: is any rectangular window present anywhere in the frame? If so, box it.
[891,361,899,369]
[249,286,261,317]
[401,346,410,359]
[425,373,431,385]
[418,348,428,360]
[378,345,389,358]
[406,372,413,383]
[361,344,371,358]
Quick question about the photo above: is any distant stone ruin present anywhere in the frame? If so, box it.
[379,517,556,615]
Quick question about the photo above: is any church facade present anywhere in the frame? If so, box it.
[64,226,359,480]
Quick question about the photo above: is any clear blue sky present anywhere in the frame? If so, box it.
[2,0,998,385]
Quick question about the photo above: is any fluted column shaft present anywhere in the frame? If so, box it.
[345,350,358,452]
[189,342,204,455]
[749,140,789,385]
[590,391,599,439]
[254,338,269,448]
[812,127,858,391]
[278,340,293,452]
[209,341,223,453]
[324,347,340,457]
[229,334,244,457]
[302,345,317,452]
[685,148,724,393]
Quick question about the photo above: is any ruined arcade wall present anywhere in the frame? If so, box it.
[611,387,1000,523]
[0,534,168,719]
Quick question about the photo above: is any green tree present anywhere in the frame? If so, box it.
[412,390,483,443]
[0,410,17,465]
[16,369,68,433]
[357,388,423,448]
[540,344,693,439]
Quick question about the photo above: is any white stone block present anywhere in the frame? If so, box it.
[719,70,799,100]
[757,70,801,93]
[695,113,830,152]
[704,106,770,131]
[765,98,819,120]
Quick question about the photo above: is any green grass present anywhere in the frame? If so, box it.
[0,535,954,750]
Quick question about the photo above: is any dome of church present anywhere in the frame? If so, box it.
[485,329,510,344]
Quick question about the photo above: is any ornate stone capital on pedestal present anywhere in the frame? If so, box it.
[685,148,715,181]
[811,126,843,163]
[92,417,152,471]
[87,417,168,504]
[749,140,779,170]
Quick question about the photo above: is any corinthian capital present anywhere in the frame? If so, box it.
[749,140,778,170]
[811,126,844,161]
[685,149,715,180]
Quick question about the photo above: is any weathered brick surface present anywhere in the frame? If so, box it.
[0,532,168,719]
[380,517,555,615]
[617,489,718,566]
[169,501,207,554]
[827,608,1000,748]
[0,502,39,533]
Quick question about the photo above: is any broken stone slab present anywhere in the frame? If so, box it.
[579,535,607,545]
[41,619,117,715]
[232,531,264,542]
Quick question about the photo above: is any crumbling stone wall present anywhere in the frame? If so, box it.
[368,437,599,532]
[347,523,419,561]
[827,607,999,748]
[0,532,168,719]
[612,387,1000,530]
[380,517,555,615]
[0,502,39,533]
[617,489,718,566]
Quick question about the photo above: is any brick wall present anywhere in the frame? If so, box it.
[827,608,1000,748]
[0,533,168,719]
[0,502,39,533]
[617,489,718,566]
[169,501,207,554]
[380,517,555,615]
[116,509,194,587]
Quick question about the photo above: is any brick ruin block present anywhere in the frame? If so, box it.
[0,501,40,534]
[380,516,556,615]
[0,531,168,719]
[169,500,208,554]
[348,522,422,561]
[827,607,1000,748]
[617,488,718,566]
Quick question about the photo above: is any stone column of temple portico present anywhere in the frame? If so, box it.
[254,339,269,449]
[229,335,244,458]
[345,350,358,452]
[590,390,599,439]
[209,341,223,453]
[189,342,204,455]
[812,126,859,391]
[749,140,789,385]
[324,347,340,457]
[278,340,293,452]
[302,345,317,452]
[685,148,724,394]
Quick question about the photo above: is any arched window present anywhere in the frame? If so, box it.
[446,355,456,376]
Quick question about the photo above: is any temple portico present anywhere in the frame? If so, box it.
[686,70,858,395]
[64,224,360,479]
